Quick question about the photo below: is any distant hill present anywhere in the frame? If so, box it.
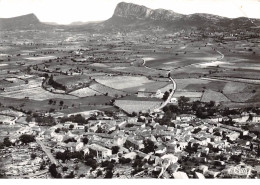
[69,21,102,26]
[0,13,45,30]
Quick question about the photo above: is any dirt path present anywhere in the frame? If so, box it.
[36,139,58,165]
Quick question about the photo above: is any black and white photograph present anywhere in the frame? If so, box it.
[0,0,260,180]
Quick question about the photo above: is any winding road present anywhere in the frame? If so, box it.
[142,44,224,112]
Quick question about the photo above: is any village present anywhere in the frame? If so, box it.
[1,3,260,179]
[1,97,260,179]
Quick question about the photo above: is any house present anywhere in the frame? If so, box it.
[227,132,240,141]
[75,125,85,130]
[87,144,112,159]
[127,117,138,124]
[252,115,260,123]
[124,138,144,150]
[155,145,167,155]
[169,97,178,104]
[228,115,249,123]
[210,115,223,123]
[75,142,84,151]
[176,114,196,122]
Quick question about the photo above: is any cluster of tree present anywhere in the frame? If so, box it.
[49,99,64,107]
[96,126,106,133]
[185,142,200,154]
[141,139,156,154]
[221,107,241,117]
[131,155,146,176]
[101,160,115,178]
[60,114,88,125]
[56,150,84,163]
[48,75,66,91]
[0,137,13,149]
[63,138,77,143]
[162,89,172,101]
[161,97,219,120]
[82,137,89,145]
[111,146,120,154]
[118,157,132,164]
[26,114,56,126]
[85,157,97,170]
[49,164,62,178]
[19,134,35,144]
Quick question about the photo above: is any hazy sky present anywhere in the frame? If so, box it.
[0,0,259,24]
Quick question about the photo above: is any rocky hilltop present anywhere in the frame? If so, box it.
[113,2,184,20]
[105,2,259,31]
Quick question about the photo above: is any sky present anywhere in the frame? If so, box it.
[0,0,260,24]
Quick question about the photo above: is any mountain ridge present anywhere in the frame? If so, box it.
[0,2,259,31]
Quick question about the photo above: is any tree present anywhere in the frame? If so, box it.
[26,116,33,123]
[178,96,190,113]
[162,91,170,101]
[55,128,61,133]
[104,170,113,178]
[59,101,64,106]
[31,153,37,160]
[142,139,155,154]
[111,146,120,154]
[69,124,74,130]
[207,101,215,108]
[3,137,12,147]
[48,99,53,105]
[0,143,4,149]
[19,134,35,144]
[85,158,97,169]
[49,164,61,178]
[82,137,89,145]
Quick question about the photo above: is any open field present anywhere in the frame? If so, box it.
[89,82,128,97]
[201,89,230,103]
[0,87,77,100]
[94,76,153,90]
[69,87,101,97]
[114,98,162,114]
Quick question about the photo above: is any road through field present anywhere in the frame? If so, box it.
[36,139,58,165]
[154,76,176,111]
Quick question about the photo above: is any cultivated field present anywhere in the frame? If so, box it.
[69,87,101,97]
[114,99,162,114]
[89,83,128,97]
[94,76,153,90]
[201,90,231,103]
